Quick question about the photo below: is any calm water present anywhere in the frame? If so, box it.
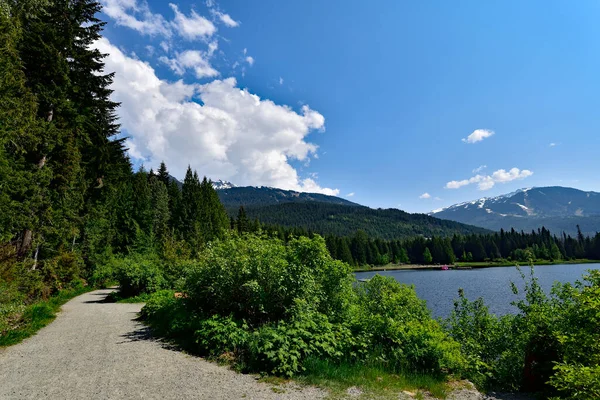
[355,263,600,319]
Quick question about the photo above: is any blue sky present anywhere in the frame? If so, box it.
[98,0,600,213]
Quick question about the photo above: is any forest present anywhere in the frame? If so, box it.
[1,1,600,399]
[233,207,600,266]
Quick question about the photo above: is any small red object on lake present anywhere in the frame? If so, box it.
[441,265,449,270]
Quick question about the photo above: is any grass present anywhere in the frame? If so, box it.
[296,358,449,399]
[0,285,92,347]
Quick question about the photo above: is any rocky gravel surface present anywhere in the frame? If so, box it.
[0,289,326,400]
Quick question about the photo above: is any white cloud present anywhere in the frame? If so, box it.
[434,197,442,201]
[160,50,219,78]
[462,129,495,144]
[347,192,355,197]
[245,56,254,66]
[169,3,216,40]
[95,37,337,195]
[279,77,284,85]
[419,192,431,199]
[215,11,239,27]
[160,41,170,53]
[549,142,559,147]
[207,41,218,56]
[145,45,155,56]
[445,167,533,191]
[472,165,487,174]
[101,0,171,36]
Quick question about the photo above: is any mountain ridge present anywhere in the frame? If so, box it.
[430,186,600,236]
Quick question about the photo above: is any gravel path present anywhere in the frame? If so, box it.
[0,289,326,400]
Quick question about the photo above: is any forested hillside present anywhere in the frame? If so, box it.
[240,202,490,239]
[217,186,359,209]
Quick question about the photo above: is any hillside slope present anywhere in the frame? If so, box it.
[242,202,490,240]
[431,186,600,236]
[217,186,359,210]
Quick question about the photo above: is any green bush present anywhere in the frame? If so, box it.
[194,315,249,357]
[445,290,524,390]
[547,270,600,399]
[43,252,83,291]
[446,268,600,397]
[184,234,353,326]
[140,290,178,333]
[248,301,352,376]
[141,234,468,379]
[352,275,465,375]
[113,254,166,296]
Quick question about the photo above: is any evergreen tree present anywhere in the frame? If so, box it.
[423,247,433,264]
[150,178,170,245]
[398,247,410,264]
[336,237,354,265]
[157,161,170,187]
[236,206,249,234]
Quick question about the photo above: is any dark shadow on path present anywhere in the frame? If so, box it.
[119,322,182,352]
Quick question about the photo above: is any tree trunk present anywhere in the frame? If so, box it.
[17,229,33,258]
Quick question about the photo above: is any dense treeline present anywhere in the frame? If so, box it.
[237,218,600,266]
[1,0,130,301]
[0,1,228,317]
[239,202,490,240]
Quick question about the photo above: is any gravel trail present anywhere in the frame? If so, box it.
[0,289,326,400]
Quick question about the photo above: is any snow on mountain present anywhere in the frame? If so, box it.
[429,186,600,236]
[212,180,236,190]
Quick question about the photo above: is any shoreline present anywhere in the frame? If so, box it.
[353,259,600,273]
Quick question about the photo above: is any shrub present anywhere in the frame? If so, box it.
[113,254,166,296]
[547,270,600,399]
[43,252,83,292]
[184,234,352,326]
[446,268,600,396]
[194,315,249,357]
[247,302,350,377]
[352,275,465,375]
[445,290,524,390]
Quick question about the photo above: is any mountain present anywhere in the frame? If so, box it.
[241,202,490,240]
[430,186,600,236]
[165,180,488,239]
[216,186,359,209]
[168,176,234,190]
[214,186,488,239]
[212,179,236,190]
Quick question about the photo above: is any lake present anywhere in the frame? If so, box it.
[355,263,600,319]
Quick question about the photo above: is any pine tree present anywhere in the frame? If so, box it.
[157,161,170,186]
[423,247,433,264]
[236,206,249,233]
[150,178,170,244]
[131,168,153,235]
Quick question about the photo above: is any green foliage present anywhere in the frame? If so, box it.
[112,254,167,297]
[185,234,352,326]
[547,270,600,399]
[446,268,600,397]
[143,234,464,380]
[352,275,464,374]
[195,315,249,357]
[248,303,349,376]
[423,247,433,264]
[0,283,89,347]
[445,290,523,390]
